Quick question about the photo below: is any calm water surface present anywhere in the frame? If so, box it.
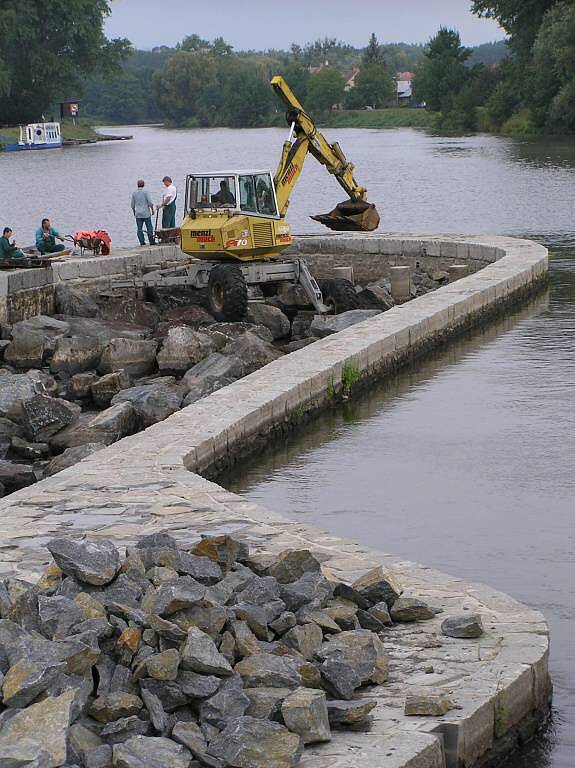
[1,126,574,765]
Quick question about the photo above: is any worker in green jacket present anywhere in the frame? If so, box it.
[0,227,24,259]
[35,218,66,254]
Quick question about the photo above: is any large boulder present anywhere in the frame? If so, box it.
[45,442,106,476]
[4,316,70,369]
[0,416,24,440]
[182,352,244,406]
[441,614,484,638]
[3,335,45,369]
[55,315,151,341]
[99,298,161,329]
[50,402,138,449]
[181,627,233,677]
[0,374,38,421]
[25,369,59,396]
[357,280,395,311]
[55,284,99,317]
[205,322,273,343]
[315,630,388,699]
[234,652,321,689]
[90,370,131,407]
[111,383,182,427]
[351,565,402,608]
[281,688,331,744]
[113,735,192,768]
[99,338,158,377]
[69,371,99,400]
[47,537,120,585]
[0,688,76,767]
[247,304,291,340]
[310,310,381,338]
[157,327,218,373]
[266,550,321,584]
[21,394,80,441]
[50,336,103,375]
[221,331,283,375]
[0,459,37,490]
[208,716,302,768]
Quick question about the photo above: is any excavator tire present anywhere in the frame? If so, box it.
[318,278,360,314]
[207,264,248,322]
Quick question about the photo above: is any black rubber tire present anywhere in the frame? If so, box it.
[318,278,360,314]
[207,264,248,322]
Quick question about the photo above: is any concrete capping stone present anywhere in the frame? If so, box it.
[0,234,550,767]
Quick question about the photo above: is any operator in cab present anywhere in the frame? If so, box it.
[36,218,66,254]
[256,178,274,214]
[211,179,236,206]
[0,227,24,259]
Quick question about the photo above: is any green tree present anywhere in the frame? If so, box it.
[472,0,556,57]
[363,33,385,65]
[413,28,472,113]
[306,68,345,112]
[532,1,575,131]
[280,63,310,104]
[212,37,234,57]
[154,49,275,128]
[0,0,130,124]
[347,64,394,108]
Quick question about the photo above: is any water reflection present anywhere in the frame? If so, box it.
[222,249,575,768]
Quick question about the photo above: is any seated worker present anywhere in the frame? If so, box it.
[35,218,66,254]
[211,179,236,206]
[0,227,25,259]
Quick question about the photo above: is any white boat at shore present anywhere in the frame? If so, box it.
[4,122,63,152]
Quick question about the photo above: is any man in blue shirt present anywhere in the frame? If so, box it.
[130,179,155,245]
[35,219,66,254]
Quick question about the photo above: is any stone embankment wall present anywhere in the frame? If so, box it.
[0,235,550,767]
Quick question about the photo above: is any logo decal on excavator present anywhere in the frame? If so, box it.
[192,230,215,243]
[225,238,249,249]
[281,163,299,186]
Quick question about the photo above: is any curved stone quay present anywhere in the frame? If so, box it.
[0,234,550,767]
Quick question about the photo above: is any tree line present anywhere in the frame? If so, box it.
[3,0,570,135]
[413,0,575,134]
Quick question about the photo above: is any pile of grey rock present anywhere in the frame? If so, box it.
[0,285,290,495]
[0,533,457,768]
[0,269,444,497]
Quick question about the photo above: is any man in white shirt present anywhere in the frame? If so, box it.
[158,176,177,229]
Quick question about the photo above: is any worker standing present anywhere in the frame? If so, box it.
[130,179,155,246]
[158,176,177,229]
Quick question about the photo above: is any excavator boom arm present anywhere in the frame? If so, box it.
[271,76,379,232]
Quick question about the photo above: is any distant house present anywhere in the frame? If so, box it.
[308,62,329,75]
[395,71,415,106]
[307,63,359,92]
[342,67,360,92]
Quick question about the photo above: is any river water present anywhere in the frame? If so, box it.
[1,126,574,765]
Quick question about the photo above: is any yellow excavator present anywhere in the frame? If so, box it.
[148,76,380,321]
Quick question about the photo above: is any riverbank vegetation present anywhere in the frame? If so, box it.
[0,1,130,124]
[78,33,503,131]
[413,1,575,135]
[324,108,438,130]
[2,0,572,137]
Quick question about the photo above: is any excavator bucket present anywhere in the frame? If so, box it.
[311,199,380,232]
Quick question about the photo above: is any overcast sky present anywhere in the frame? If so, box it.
[105,0,506,50]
